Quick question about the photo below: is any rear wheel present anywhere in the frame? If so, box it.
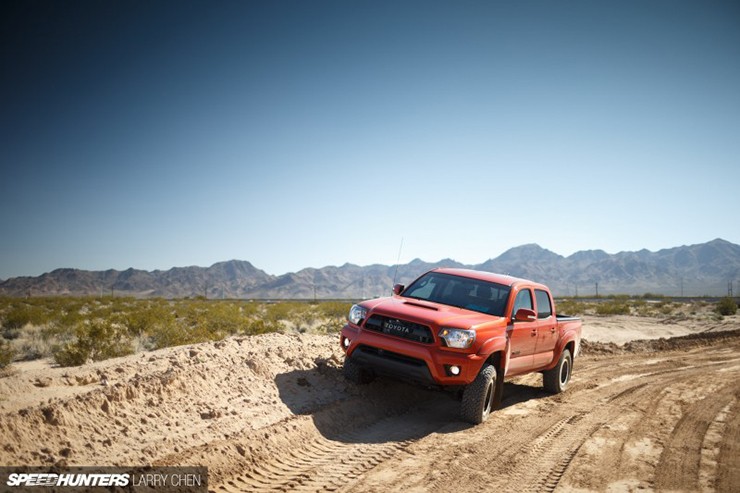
[543,348,572,393]
[342,356,374,384]
[461,364,497,424]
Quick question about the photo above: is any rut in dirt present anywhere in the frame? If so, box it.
[165,332,740,493]
[165,366,462,493]
[346,337,740,493]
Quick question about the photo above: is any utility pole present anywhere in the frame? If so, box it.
[204,279,208,299]
[595,282,599,297]
[575,285,578,298]
[680,278,684,297]
[729,281,734,297]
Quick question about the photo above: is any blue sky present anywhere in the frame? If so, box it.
[1,1,739,279]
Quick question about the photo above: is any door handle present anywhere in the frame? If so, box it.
[530,330,537,337]
[550,327,556,333]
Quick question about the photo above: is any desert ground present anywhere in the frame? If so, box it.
[1,311,739,492]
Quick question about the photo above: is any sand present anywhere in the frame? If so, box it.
[1,314,738,492]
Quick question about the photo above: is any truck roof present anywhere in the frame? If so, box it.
[432,268,548,291]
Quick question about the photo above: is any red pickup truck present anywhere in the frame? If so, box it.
[340,268,582,424]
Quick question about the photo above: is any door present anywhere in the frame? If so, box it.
[507,288,538,374]
[532,289,558,369]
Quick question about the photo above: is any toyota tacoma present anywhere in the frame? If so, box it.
[340,268,582,424]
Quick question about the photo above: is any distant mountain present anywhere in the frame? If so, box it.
[1,239,739,298]
[0,260,274,298]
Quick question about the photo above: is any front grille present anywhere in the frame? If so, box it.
[357,345,427,367]
[364,315,434,344]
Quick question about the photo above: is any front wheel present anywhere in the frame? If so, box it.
[543,348,572,394]
[460,364,497,424]
[342,356,374,384]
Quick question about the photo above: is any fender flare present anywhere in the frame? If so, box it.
[543,333,580,371]
[476,334,509,375]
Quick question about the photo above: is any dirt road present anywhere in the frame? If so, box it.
[1,323,739,492]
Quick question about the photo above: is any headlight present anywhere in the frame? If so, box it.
[439,328,476,349]
[348,304,367,325]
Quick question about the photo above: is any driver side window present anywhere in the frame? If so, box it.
[512,289,533,315]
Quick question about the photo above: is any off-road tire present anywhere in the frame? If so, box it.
[342,356,374,384]
[461,364,497,424]
[543,348,572,394]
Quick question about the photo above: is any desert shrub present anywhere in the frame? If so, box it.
[263,302,301,324]
[555,299,587,316]
[641,293,666,300]
[147,304,206,349]
[595,300,631,316]
[15,343,45,361]
[243,319,280,335]
[117,301,174,336]
[316,301,353,319]
[144,300,290,348]
[52,340,90,367]
[13,325,51,361]
[147,322,194,349]
[238,301,260,318]
[57,308,84,329]
[148,301,221,349]
[0,339,15,368]
[607,294,630,300]
[634,301,656,317]
[1,327,22,340]
[2,303,49,329]
[658,302,675,315]
[51,318,134,367]
[202,302,247,334]
[0,297,356,358]
[313,321,341,334]
[88,304,116,320]
[86,319,134,360]
[716,297,738,316]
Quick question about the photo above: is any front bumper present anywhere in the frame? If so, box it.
[340,324,484,386]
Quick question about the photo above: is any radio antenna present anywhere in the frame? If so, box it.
[392,237,404,287]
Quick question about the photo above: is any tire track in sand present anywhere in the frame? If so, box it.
[347,338,740,493]
[654,385,738,491]
[209,393,458,493]
[161,333,740,493]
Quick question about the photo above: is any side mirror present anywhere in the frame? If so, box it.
[393,284,405,296]
[514,308,537,322]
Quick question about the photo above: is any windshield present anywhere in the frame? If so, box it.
[402,272,511,317]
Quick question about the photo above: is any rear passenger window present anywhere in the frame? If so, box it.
[535,290,552,319]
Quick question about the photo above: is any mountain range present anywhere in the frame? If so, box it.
[1,239,739,298]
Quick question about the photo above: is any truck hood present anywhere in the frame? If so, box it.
[363,296,506,329]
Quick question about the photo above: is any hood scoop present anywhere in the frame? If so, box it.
[403,301,439,311]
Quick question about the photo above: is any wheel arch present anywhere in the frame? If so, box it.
[485,350,504,373]
[564,339,576,359]
[481,349,505,411]
[477,335,509,375]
